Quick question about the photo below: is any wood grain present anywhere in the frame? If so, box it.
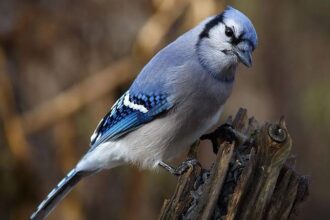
[159,108,309,220]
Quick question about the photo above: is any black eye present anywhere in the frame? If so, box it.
[225,26,234,37]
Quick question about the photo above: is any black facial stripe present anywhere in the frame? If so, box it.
[231,36,239,45]
[199,13,224,39]
[230,32,243,45]
[198,9,256,51]
[199,14,246,46]
[230,33,255,51]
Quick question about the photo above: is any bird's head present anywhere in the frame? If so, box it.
[196,6,258,78]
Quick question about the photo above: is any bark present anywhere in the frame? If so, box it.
[159,108,309,220]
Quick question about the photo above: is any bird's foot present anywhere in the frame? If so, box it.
[159,158,200,176]
[200,123,237,154]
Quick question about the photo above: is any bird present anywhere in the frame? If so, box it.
[30,6,257,220]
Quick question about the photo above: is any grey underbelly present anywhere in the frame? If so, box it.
[116,104,224,168]
[77,102,224,171]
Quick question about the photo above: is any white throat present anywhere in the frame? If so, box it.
[196,39,238,82]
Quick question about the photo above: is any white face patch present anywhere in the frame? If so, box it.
[223,18,243,38]
[207,18,244,50]
[207,23,231,51]
[123,91,149,113]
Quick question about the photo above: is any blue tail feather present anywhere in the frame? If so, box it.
[30,169,91,220]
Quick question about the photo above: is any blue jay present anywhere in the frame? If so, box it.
[30,6,257,220]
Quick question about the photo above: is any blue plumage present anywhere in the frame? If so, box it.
[30,169,91,220]
[223,6,258,49]
[30,6,258,220]
[90,90,171,147]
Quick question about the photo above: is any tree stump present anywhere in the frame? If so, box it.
[159,108,309,220]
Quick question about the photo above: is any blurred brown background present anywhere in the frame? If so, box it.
[0,0,329,219]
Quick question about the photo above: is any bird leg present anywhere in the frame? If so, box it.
[201,123,239,154]
[159,158,199,176]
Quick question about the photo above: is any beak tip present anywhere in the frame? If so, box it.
[245,60,252,68]
[239,56,252,68]
[237,50,253,68]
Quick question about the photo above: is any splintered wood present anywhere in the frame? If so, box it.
[159,108,309,220]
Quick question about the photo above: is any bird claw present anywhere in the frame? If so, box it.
[159,158,200,176]
[200,123,238,154]
[214,123,238,143]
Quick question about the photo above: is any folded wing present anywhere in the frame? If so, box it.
[90,90,173,150]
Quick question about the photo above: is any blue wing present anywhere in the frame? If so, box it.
[89,90,172,149]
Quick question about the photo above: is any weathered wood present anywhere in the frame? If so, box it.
[158,108,309,220]
[159,142,202,220]
[237,121,292,220]
[196,142,234,220]
[225,148,256,220]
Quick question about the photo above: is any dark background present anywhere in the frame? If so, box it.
[0,0,329,219]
